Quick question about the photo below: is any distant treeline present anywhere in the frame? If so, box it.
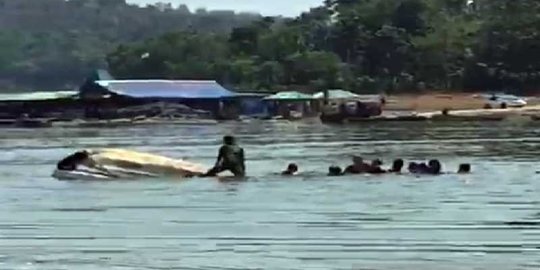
[108,0,540,94]
[2,0,540,94]
[0,0,261,90]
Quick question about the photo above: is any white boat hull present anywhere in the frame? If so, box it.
[52,148,208,181]
[53,169,112,181]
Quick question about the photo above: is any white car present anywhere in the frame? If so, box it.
[483,94,527,109]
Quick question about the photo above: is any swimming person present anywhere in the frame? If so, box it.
[203,135,246,177]
[56,150,120,178]
[457,163,471,174]
[408,162,420,174]
[408,160,442,175]
[427,160,442,175]
[282,163,299,176]
[344,156,370,174]
[408,161,429,174]
[57,151,91,171]
[328,166,343,176]
[389,159,404,173]
[418,163,430,173]
[368,159,386,174]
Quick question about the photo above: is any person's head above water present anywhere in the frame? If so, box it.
[408,162,419,173]
[391,159,404,172]
[57,150,91,171]
[288,163,298,172]
[68,151,90,166]
[371,159,383,167]
[352,156,363,165]
[458,163,471,174]
[428,159,442,174]
[328,166,343,176]
[74,151,90,160]
[282,163,299,175]
[223,135,235,145]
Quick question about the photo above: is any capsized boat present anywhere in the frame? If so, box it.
[52,148,207,181]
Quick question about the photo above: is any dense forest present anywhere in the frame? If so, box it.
[107,0,540,94]
[2,0,540,94]
[0,0,261,90]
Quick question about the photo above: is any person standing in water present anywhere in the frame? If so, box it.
[203,135,246,177]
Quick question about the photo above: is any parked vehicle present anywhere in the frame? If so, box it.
[482,94,527,109]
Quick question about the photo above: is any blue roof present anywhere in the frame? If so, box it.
[95,80,236,99]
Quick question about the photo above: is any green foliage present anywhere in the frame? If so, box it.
[4,0,540,93]
[0,0,260,90]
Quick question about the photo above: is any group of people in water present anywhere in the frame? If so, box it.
[206,135,472,177]
[282,156,471,177]
[56,135,471,178]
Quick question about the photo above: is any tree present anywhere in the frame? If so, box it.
[90,0,540,94]
[392,0,427,35]
[469,0,540,91]
[0,0,261,90]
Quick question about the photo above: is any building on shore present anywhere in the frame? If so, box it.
[0,91,82,120]
[314,89,384,122]
[233,92,270,118]
[263,91,318,119]
[0,67,273,121]
[79,78,245,120]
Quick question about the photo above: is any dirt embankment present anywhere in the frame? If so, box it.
[383,93,540,112]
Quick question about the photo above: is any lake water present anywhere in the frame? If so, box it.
[0,121,539,270]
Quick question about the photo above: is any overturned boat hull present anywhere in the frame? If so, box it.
[52,169,112,181]
[52,148,207,181]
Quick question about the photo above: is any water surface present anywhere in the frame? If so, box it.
[1,121,539,269]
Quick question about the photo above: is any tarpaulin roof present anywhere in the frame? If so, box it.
[0,91,78,101]
[94,80,236,99]
[263,91,314,100]
[313,89,360,100]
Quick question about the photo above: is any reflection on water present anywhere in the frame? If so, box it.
[0,121,540,269]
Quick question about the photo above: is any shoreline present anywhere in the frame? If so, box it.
[2,93,539,128]
[3,115,540,129]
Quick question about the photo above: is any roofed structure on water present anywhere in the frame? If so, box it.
[0,91,78,102]
[262,91,319,119]
[263,91,314,101]
[0,90,82,119]
[78,71,260,119]
[313,89,360,100]
[80,79,236,100]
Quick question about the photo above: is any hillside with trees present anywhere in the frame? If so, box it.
[108,0,540,94]
[2,0,539,94]
[0,0,261,90]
